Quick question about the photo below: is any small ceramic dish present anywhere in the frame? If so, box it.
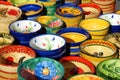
[68,74,104,80]
[9,20,43,46]
[18,2,43,20]
[96,59,120,80]
[18,57,64,80]
[29,34,66,57]
[36,15,64,34]
[59,56,95,79]
[0,45,36,79]
[0,5,22,33]
[99,13,120,33]
[80,39,118,66]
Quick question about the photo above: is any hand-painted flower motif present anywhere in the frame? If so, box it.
[34,61,57,80]
[48,19,62,28]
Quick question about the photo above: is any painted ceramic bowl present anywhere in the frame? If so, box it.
[0,5,22,33]
[9,20,43,46]
[18,2,43,20]
[55,3,83,27]
[36,15,64,34]
[0,45,36,80]
[99,13,120,33]
[57,27,91,56]
[80,39,118,66]
[96,59,120,80]
[59,56,95,79]
[18,57,64,80]
[0,33,14,48]
[68,74,104,80]
[29,34,66,57]
[79,18,110,39]
[79,3,102,19]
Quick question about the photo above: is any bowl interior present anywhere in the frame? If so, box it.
[30,34,66,50]
[99,14,120,26]
[9,20,42,33]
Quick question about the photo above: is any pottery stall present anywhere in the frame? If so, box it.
[0,0,120,80]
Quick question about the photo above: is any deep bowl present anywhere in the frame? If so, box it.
[0,45,36,80]
[29,34,66,57]
[79,39,118,66]
[9,20,43,46]
[18,57,64,80]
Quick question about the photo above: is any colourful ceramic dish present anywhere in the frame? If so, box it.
[59,56,95,79]
[0,45,36,80]
[80,39,118,66]
[18,57,64,80]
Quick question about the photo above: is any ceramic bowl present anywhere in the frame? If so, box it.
[29,34,66,57]
[57,27,91,56]
[97,59,120,80]
[79,18,110,39]
[68,74,104,80]
[18,57,64,80]
[0,5,22,33]
[9,20,43,46]
[0,33,14,48]
[18,2,43,20]
[0,45,36,80]
[79,39,118,66]
[36,15,64,34]
[99,13,120,33]
[59,56,95,79]
[55,3,83,27]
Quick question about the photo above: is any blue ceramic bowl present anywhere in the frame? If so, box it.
[18,2,43,20]
[29,34,66,57]
[9,20,43,46]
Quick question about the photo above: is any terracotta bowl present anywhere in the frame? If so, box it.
[18,57,64,80]
[79,39,118,66]
[29,34,66,58]
[9,20,43,46]
[0,45,36,80]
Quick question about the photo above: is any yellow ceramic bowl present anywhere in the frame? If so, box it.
[79,39,118,66]
[116,10,120,14]
[79,18,110,37]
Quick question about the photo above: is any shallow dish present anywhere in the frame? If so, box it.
[18,57,64,80]
[0,45,36,79]
[80,39,118,66]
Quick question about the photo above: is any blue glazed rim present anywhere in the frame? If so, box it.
[56,27,91,46]
[55,3,84,18]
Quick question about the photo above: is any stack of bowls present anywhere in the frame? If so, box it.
[9,20,44,46]
[57,27,91,56]
[55,3,84,27]
[91,0,115,14]
[79,39,118,66]
[29,34,66,59]
[0,45,36,80]
[79,18,110,39]
[18,57,64,80]
[99,13,120,33]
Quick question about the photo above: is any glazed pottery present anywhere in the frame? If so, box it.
[97,59,120,80]
[36,15,64,34]
[0,5,22,33]
[55,3,83,27]
[29,34,66,58]
[0,45,36,80]
[79,18,110,39]
[57,27,91,56]
[99,13,120,33]
[59,56,95,79]
[9,20,43,46]
[79,39,118,66]
[0,1,12,5]
[79,3,102,19]
[18,2,44,20]
[18,57,64,80]
[64,0,80,5]
[68,74,104,80]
